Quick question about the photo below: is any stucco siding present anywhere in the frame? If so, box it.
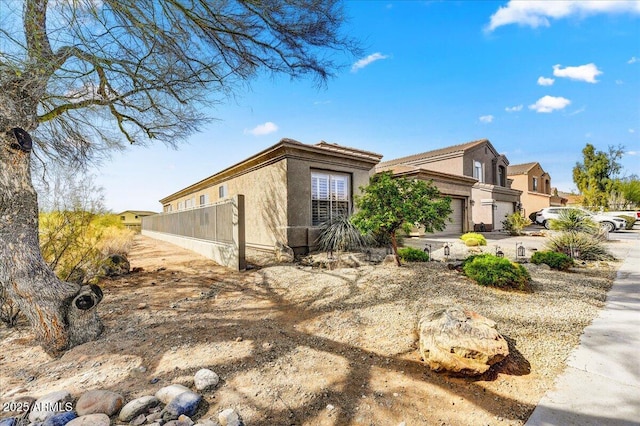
[286,156,374,252]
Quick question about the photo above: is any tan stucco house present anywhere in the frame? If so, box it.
[159,138,382,257]
[507,162,567,217]
[118,210,156,231]
[378,139,522,232]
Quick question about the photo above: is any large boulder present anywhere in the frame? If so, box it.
[418,305,509,376]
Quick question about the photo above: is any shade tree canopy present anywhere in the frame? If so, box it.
[0,0,358,355]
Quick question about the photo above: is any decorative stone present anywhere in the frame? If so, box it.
[194,368,220,391]
[2,396,35,416]
[194,420,221,426]
[66,413,111,426]
[418,305,509,376]
[42,411,77,426]
[162,391,202,421]
[131,413,147,426]
[28,390,73,423]
[75,389,124,416]
[156,384,191,404]
[165,415,195,426]
[0,418,17,426]
[118,395,160,422]
[218,408,244,426]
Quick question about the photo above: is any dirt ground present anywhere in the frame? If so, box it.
[0,235,620,426]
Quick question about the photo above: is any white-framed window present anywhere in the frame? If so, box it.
[177,201,184,210]
[473,161,484,183]
[185,198,194,209]
[199,194,209,206]
[219,184,227,199]
[164,204,172,212]
[532,177,538,192]
[311,171,350,226]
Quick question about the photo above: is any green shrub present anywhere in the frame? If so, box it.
[531,251,574,271]
[316,214,371,253]
[398,247,430,262]
[545,231,615,261]
[502,213,532,236]
[463,237,480,247]
[616,215,636,230]
[462,254,531,291]
[460,232,487,246]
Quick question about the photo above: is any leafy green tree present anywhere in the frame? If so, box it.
[573,144,624,208]
[0,0,357,354]
[612,176,640,209]
[351,172,452,266]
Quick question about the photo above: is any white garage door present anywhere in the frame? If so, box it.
[494,201,514,230]
[431,198,464,236]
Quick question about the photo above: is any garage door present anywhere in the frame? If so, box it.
[430,198,464,236]
[494,201,514,230]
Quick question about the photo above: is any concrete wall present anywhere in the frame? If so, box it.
[142,195,246,270]
[162,160,288,254]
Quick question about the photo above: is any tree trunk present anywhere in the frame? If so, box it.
[390,231,402,267]
[0,130,103,356]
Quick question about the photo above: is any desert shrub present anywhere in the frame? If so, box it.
[616,215,636,230]
[39,211,136,283]
[545,231,615,261]
[502,213,532,236]
[316,214,371,253]
[462,254,531,291]
[531,251,574,271]
[549,209,599,234]
[463,237,480,247]
[460,232,487,246]
[398,247,429,262]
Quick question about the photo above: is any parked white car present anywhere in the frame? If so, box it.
[535,207,626,232]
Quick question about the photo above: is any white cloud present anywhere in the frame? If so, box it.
[486,0,640,32]
[553,63,602,83]
[479,115,494,123]
[244,121,278,136]
[616,79,624,85]
[628,56,639,64]
[351,52,389,72]
[505,104,523,112]
[537,76,555,86]
[629,129,636,133]
[627,150,638,155]
[529,95,571,113]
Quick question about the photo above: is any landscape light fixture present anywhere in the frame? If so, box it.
[443,243,450,258]
[516,242,525,259]
[495,246,504,258]
[424,244,431,261]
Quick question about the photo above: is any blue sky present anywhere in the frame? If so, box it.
[93,1,640,213]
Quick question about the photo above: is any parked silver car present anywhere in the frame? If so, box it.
[535,207,626,232]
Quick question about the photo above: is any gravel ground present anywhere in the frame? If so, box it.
[0,235,623,425]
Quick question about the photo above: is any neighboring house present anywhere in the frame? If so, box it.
[118,210,156,231]
[507,162,567,217]
[557,190,583,207]
[378,139,522,232]
[159,138,382,257]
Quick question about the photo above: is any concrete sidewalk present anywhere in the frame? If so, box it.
[525,232,640,426]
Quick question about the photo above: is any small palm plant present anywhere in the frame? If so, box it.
[549,209,599,234]
[316,214,372,254]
